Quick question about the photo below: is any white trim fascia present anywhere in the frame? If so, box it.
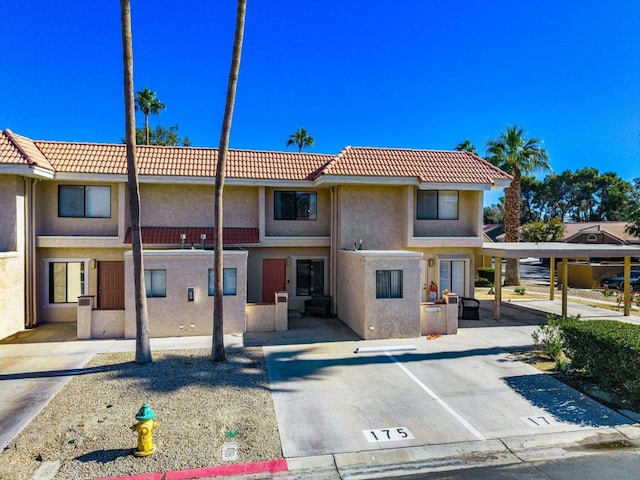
[226,178,320,187]
[53,173,126,182]
[315,175,419,186]
[0,165,55,179]
[491,179,511,189]
[418,182,493,191]
[260,236,331,248]
[37,236,124,248]
[0,251,20,259]
[406,236,482,248]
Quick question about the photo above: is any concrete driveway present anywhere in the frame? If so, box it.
[265,312,636,458]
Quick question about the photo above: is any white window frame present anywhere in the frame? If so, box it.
[44,258,90,307]
[416,190,459,220]
[144,269,167,298]
[437,256,470,297]
[58,185,111,218]
[291,255,328,299]
[208,268,238,296]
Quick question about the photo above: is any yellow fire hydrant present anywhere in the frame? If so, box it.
[130,403,159,457]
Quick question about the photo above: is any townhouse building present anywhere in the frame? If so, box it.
[0,129,511,341]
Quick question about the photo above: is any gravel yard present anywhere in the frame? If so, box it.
[0,347,282,480]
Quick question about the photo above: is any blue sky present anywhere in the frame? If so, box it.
[2,1,639,206]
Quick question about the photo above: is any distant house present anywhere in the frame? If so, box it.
[0,129,511,341]
[562,222,640,245]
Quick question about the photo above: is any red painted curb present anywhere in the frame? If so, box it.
[165,459,288,480]
[93,459,288,480]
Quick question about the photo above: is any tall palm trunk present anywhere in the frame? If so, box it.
[120,0,151,363]
[503,168,522,286]
[212,0,247,362]
[144,112,150,145]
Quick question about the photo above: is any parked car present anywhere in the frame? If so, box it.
[600,270,640,290]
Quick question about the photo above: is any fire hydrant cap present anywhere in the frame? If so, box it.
[135,403,156,421]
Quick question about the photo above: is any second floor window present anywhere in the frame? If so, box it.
[417,190,458,220]
[274,191,317,220]
[58,185,111,218]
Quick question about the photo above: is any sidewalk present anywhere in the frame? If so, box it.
[3,299,640,480]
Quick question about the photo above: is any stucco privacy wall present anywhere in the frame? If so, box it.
[124,249,248,338]
[338,186,406,250]
[337,250,422,340]
[36,181,119,236]
[0,254,24,339]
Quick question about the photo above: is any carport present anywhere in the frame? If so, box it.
[482,242,640,320]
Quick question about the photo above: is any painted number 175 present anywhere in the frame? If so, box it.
[363,427,415,443]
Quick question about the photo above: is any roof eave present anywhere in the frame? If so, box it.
[0,164,55,179]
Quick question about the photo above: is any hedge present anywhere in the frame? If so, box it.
[555,316,640,395]
[477,267,495,283]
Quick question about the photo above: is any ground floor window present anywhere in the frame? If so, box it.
[296,259,324,296]
[49,261,85,303]
[208,268,238,296]
[376,270,403,298]
[144,269,166,298]
[439,260,466,296]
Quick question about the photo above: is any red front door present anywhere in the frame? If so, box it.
[98,261,125,310]
[262,259,286,303]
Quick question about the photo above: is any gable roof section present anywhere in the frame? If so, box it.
[563,222,640,244]
[0,129,54,172]
[34,141,333,180]
[318,146,512,186]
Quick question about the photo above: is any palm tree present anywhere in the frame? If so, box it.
[487,125,550,286]
[455,139,477,154]
[135,87,166,145]
[120,0,151,363]
[287,128,314,152]
[212,0,247,363]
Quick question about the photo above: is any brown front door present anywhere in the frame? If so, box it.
[262,259,286,303]
[98,261,125,310]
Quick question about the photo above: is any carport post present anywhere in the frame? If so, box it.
[494,256,502,320]
[624,256,631,316]
[561,258,568,317]
[549,257,555,301]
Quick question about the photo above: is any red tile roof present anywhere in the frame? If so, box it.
[1,130,511,187]
[320,146,512,184]
[0,129,54,170]
[124,227,259,245]
[33,141,332,180]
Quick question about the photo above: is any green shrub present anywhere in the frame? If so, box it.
[514,286,527,295]
[532,321,564,361]
[475,277,493,287]
[555,316,640,395]
[477,267,495,283]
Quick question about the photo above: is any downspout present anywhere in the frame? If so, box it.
[330,186,338,314]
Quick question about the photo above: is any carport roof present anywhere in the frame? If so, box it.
[482,242,640,259]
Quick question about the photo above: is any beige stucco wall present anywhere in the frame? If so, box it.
[36,181,119,236]
[0,253,25,339]
[413,190,480,237]
[138,184,258,228]
[124,249,247,338]
[338,185,406,250]
[244,246,330,308]
[337,250,421,340]
[264,188,331,236]
[0,176,21,251]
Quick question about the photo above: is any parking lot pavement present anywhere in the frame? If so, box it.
[265,330,636,458]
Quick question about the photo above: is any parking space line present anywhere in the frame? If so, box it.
[386,352,486,441]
